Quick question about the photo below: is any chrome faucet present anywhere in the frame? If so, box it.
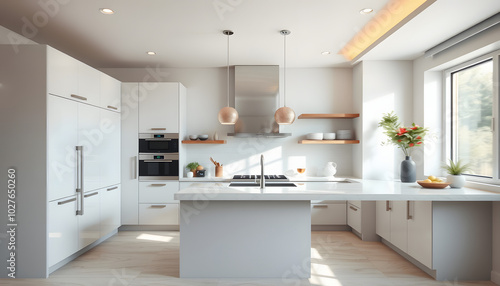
[260,154,265,189]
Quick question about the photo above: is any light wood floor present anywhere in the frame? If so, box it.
[1,231,495,286]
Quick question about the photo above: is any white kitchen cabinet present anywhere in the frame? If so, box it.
[390,201,408,252]
[78,103,102,192]
[100,73,121,112]
[138,82,179,133]
[100,185,121,237]
[77,62,100,106]
[407,201,432,268]
[48,197,79,267]
[376,200,432,269]
[47,46,78,100]
[376,201,391,240]
[120,83,139,225]
[311,201,346,225]
[78,190,101,249]
[47,95,79,201]
[139,181,179,203]
[139,204,179,225]
[100,109,121,187]
[347,203,361,233]
[47,46,100,106]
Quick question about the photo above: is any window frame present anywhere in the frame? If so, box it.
[443,51,500,184]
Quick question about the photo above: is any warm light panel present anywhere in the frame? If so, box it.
[339,0,436,61]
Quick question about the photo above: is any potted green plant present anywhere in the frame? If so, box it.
[186,162,199,177]
[442,159,471,188]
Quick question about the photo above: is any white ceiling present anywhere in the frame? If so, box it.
[0,0,498,69]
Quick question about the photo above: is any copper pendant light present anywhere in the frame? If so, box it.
[275,30,296,125]
[218,30,239,125]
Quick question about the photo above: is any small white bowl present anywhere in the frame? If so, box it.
[189,135,199,140]
[306,133,323,140]
[323,133,336,140]
[199,135,209,141]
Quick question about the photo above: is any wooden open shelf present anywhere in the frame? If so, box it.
[182,140,227,144]
[298,113,359,119]
[298,139,360,145]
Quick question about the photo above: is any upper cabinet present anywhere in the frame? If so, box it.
[47,47,78,99]
[100,73,121,112]
[138,82,180,133]
[47,46,119,110]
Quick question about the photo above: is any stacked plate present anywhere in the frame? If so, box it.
[337,130,353,140]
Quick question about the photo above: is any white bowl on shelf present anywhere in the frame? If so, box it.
[189,135,199,140]
[323,133,336,140]
[306,133,323,140]
[199,135,209,141]
[336,130,353,140]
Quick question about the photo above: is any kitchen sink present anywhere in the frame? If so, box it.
[228,182,297,187]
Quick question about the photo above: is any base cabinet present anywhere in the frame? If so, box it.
[78,191,101,249]
[139,204,179,225]
[100,185,121,236]
[311,201,346,225]
[48,197,79,267]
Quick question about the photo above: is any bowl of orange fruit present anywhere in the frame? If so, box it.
[417,176,450,189]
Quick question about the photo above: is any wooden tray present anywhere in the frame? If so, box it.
[417,181,450,189]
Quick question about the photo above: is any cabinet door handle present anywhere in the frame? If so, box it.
[151,184,167,187]
[349,206,358,211]
[71,94,87,101]
[107,105,118,110]
[150,205,166,208]
[151,128,166,130]
[84,192,99,198]
[386,200,391,211]
[58,198,77,205]
[143,160,173,163]
[76,146,84,216]
[407,201,413,220]
[133,156,137,180]
[313,205,328,209]
[107,186,118,191]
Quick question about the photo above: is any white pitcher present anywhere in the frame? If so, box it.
[324,162,337,177]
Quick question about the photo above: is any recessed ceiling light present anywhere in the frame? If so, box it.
[321,51,331,55]
[359,8,374,15]
[146,51,156,56]
[99,8,114,15]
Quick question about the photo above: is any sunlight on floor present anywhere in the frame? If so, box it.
[136,233,173,242]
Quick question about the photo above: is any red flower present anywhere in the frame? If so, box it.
[399,128,407,134]
[398,139,402,142]
[417,142,422,145]
[416,136,421,139]
[411,125,419,130]
[409,143,415,147]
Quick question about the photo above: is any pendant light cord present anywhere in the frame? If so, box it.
[226,32,230,107]
[283,32,287,107]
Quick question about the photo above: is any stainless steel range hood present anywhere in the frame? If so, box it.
[227,65,291,138]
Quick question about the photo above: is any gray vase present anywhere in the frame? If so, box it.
[401,156,416,183]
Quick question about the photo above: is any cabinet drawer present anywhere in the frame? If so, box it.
[347,203,362,233]
[139,203,179,225]
[311,203,346,225]
[139,181,179,203]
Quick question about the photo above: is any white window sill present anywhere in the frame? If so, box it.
[465,180,500,193]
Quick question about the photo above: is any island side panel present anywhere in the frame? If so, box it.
[179,200,311,278]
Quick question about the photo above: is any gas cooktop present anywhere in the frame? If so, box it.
[232,175,289,182]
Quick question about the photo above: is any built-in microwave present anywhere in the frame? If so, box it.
[138,154,179,180]
[139,133,179,154]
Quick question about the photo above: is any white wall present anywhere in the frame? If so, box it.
[494,202,500,285]
[101,67,355,177]
[352,61,414,180]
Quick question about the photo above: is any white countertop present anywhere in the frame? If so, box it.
[178,176,355,182]
[174,180,500,201]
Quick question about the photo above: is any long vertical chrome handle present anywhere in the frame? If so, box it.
[76,146,84,215]
[134,156,138,180]
[407,201,412,220]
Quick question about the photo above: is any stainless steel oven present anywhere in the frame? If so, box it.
[138,154,179,180]
[139,133,179,154]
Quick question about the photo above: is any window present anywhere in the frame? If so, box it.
[450,59,494,178]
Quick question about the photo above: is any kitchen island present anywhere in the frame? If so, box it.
[174,180,500,280]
